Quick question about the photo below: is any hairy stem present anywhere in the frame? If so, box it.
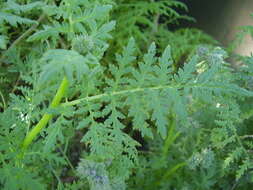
[61,83,232,107]
[61,85,176,107]
[162,116,180,158]
[0,90,6,110]
[22,77,68,149]
[0,14,46,66]
[9,14,46,50]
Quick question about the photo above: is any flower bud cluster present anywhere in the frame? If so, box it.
[77,159,111,190]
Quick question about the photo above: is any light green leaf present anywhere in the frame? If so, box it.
[39,49,89,84]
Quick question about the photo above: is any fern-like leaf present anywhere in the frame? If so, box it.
[39,49,89,84]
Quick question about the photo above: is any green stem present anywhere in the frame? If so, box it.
[61,85,177,107]
[0,90,6,110]
[162,116,180,158]
[0,14,46,66]
[22,77,68,149]
[61,83,236,107]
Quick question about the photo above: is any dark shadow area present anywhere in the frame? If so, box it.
[180,0,230,43]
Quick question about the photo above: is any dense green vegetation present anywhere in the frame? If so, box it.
[1,0,253,189]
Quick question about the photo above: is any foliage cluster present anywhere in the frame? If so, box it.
[1,0,253,190]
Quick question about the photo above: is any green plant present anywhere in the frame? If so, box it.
[1,0,253,190]
[107,0,217,66]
